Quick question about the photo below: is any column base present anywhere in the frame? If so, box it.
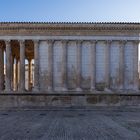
[4,89,11,93]
[61,87,68,91]
[90,87,95,92]
[133,85,139,91]
[33,87,39,92]
[76,87,82,92]
[48,87,53,92]
[18,88,25,93]
[104,88,112,93]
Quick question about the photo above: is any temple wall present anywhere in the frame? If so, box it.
[37,38,139,91]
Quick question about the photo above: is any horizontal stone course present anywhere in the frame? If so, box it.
[0,92,140,108]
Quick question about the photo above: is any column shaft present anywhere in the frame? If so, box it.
[133,41,139,90]
[34,40,39,91]
[19,40,25,91]
[0,46,4,91]
[61,40,67,91]
[90,41,96,90]
[11,56,14,91]
[48,40,53,91]
[28,59,32,90]
[5,40,12,91]
[76,41,82,91]
[15,58,19,91]
[105,41,111,89]
[119,41,125,89]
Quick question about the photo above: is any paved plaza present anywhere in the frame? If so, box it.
[0,107,140,140]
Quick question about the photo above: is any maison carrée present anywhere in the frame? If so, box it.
[0,22,140,107]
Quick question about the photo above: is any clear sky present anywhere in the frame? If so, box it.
[0,0,140,60]
[0,0,140,22]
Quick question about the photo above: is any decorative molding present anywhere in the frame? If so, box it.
[0,22,140,31]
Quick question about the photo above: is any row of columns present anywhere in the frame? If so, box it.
[0,39,139,92]
[0,40,39,92]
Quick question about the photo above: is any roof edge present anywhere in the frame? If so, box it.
[0,22,140,24]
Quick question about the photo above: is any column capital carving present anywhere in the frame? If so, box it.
[105,40,112,44]
[47,40,54,45]
[119,40,127,45]
[19,40,25,46]
[5,40,11,46]
[90,40,97,44]
[76,40,83,46]
[61,40,68,47]
[133,40,140,45]
[33,40,39,45]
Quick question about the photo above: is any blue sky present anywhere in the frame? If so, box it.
[0,0,140,22]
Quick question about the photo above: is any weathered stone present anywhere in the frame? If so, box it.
[0,22,139,96]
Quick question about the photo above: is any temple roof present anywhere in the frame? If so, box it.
[0,22,140,24]
[0,22,140,31]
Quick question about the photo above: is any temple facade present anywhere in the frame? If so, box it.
[0,22,140,93]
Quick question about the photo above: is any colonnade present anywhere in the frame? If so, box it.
[0,40,39,92]
[0,39,139,92]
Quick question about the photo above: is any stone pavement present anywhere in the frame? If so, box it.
[0,107,140,140]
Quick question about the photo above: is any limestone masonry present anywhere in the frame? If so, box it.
[0,22,140,93]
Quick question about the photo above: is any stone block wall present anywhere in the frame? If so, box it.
[38,39,138,91]
[110,41,120,89]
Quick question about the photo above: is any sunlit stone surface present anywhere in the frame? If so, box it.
[0,22,140,93]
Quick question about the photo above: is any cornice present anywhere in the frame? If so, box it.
[0,22,140,31]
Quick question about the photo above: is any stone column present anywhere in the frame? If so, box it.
[34,40,39,91]
[5,40,12,92]
[15,58,19,91]
[76,40,82,91]
[0,45,4,91]
[90,41,96,91]
[28,59,32,91]
[19,40,25,92]
[11,55,14,91]
[105,40,111,91]
[48,40,54,91]
[133,40,139,90]
[119,40,125,90]
[61,40,67,91]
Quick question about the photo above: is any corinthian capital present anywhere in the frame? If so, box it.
[119,40,127,45]
[19,40,25,46]
[33,40,39,45]
[5,40,11,46]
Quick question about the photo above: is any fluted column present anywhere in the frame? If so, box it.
[61,40,67,91]
[48,40,53,91]
[0,45,4,91]
[5,40,12,92]
[90,41,96,91]
[133,40,139,90]
[15,58,19,91]
[34,40,39,91]
[19,40,25,91]
[119,40,125,89]
[28,58,32,91]
[76,40,82,91]
[11,55,14,91]
[105,40,111,90]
